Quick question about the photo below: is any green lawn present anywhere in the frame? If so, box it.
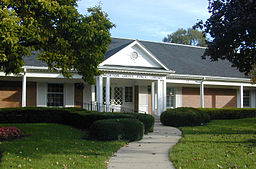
[0,123,126,169]
[170,118,256,169]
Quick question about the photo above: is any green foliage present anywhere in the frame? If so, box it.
[170,118,256,169]
[195,0,256,81]
[163,28,207,47]
[0,123,126,169]
[89,119,124,141]
[199,108,256,120]
[160,107,210,127]
[89,118,144,141]
[0,0,114,83]
[0,107,137,129]
[119,118,144,141]
[79,112,135,129]
[137,114,154,134]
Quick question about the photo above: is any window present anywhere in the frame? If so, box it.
[47,84,64,107]
[114,87,123,105]
[167,87,175,107]
[243,90,250,107]
[125,87,133,102]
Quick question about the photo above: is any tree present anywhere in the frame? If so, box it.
[0,0,114,84]
[195,0,256,80]
[163,28,207,47]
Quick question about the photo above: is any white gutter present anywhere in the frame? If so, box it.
[167,73,251,83]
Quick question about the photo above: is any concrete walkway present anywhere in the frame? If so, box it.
[108,122,182,169]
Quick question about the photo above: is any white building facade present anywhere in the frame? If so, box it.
[0,38,256,115]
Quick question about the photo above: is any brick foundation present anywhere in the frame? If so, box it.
[182,87,237,108]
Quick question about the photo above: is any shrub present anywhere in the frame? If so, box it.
[119,118,144,141]
[79,112,135,129]
[199,108,256,120]
[89,118,144,141]
[0,107,135,130]
[137,114,154,134]
[0,127,24,141]
[89,119,124,141]
[160,107,210,127]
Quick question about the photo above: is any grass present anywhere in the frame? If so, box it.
[0,123,126,169]
[170,118,256,169]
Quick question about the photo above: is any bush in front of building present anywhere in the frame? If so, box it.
[0,107,145,130]
[89,118,144,141]
[119,118,144,141]
[136,114,154,134]
[89,119,124,140]
[160,107,210,127]
[199,108,256,120]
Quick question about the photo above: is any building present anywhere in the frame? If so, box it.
[0,37,255,115]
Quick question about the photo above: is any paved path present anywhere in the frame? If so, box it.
[108,122,182,169]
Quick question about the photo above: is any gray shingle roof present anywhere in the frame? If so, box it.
[24,37,246,78]
[138,40,246,78]
[24,51,48,67]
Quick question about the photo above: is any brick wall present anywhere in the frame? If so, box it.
[0,81,22,108]
[0,81,37,108]
[182,87,237,108]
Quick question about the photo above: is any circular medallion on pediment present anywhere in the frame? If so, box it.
[130,51,138,61]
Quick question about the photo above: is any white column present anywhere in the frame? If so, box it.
[250,90,255,108]
[151,82,155,115]
[200,80,204,108]
[106,76,110,112]
[96,77,99,102]
[240,85,243,108]
[157,80,162,116]
[91,85,95,102]
[22,68,27,107]
[163,79,167,111]
[98,76,103,112]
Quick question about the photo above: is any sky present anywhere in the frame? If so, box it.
[77,0,210,42]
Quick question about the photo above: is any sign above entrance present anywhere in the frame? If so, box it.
[103,73,165,80]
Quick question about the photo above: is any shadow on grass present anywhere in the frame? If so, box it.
[0,123,122,161]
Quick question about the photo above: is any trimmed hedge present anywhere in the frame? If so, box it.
[89,119,124,140]
[199,108,256,120]
[160,107,210,127]
[137,114,154,134]
[89,118,144,141]
[0,107,135,130]
[160,107,256,127]
[120,118,144,141]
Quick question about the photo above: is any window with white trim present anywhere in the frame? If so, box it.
[167,87,175,107]
[243,90,250,107]
[47,84,64,107]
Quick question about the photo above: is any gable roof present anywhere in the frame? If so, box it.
[23,37,246,79]
[108,37,246,78]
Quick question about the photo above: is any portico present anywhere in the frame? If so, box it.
[93,71,168,115]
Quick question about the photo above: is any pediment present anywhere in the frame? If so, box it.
[100,41,168,70]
